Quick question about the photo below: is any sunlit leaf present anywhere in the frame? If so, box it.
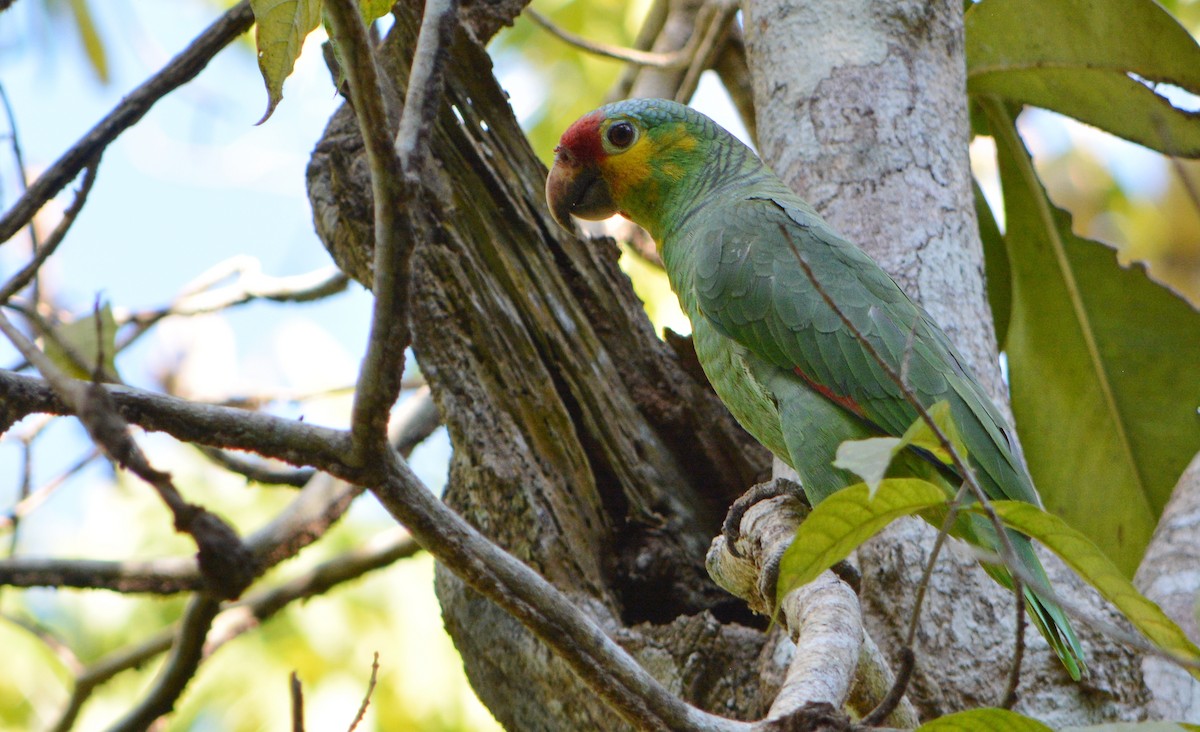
[985,100,1200,575]
[1065,720,1195,724]
[250,0,323,124]
[42,303,118,381]
[900,400,968,465]
[966,0,1200,156]
[66,0,109,84]
[360,0,394,24]
[976,500,1200,680]
[832,437,902,497]
[775,479,947,605]
[917,708,1052,732]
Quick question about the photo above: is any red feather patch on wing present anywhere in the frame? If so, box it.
[793,366,865,417]
[558,111,606,165]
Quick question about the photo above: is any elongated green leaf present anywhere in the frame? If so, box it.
[978,500,1200,679]
[251,0,323,124]
[966,0,1200,156]
[974,176,1010,349]
[917,708,1052,732]
[985,99,1200,575]
[1065,720,1195,724]
[66,0,109,84]
[775,479,947,605]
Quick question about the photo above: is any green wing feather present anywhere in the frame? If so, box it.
[683,191,1084,678]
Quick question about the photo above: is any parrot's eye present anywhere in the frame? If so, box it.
[606,121,636,149]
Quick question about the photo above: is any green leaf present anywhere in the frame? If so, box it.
[66,0,109,84]
[978,500,1200,680]
[359,0,395,24]
[832,437,902,497]
[42,304,118,381]
[1065,720,1200,724]
[900,400,968,465]
[834,402,965,495]
[966,0,1200,156]
[917,708,1052,732]
[974,177,1010,350]
[250,0,323,124]
[775,480,947,606]
[985,99,1200,575]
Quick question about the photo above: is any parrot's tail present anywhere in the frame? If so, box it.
[983,529,1086,681]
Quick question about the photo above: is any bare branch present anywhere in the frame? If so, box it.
[370,450,752,732]
[526,8,694,69]
[105,595,222,732]
[0,389,439,593]
[0,369,353,478]
[51,529,422,731]
[706,491,918,727]
[0,1,255,245]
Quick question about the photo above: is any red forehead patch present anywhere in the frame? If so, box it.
[559,111,606,164]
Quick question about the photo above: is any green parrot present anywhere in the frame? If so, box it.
[545,98,1084,679]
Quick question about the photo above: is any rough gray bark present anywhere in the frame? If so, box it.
[1137,452,1200,721]
[307,3,791,729]
[741,0,1152,725]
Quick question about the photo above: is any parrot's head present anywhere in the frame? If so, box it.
[546,98,723,239]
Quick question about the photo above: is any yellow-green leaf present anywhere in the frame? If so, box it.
[900,400,968,465]
[66,0,109,84]
[1065,720,1195,724]
[775,479,947,605]
[976,500,1200,680]
[42,304,118,381]
[251,0,323,124]
[917,708,1052,732]
[360,0,394,24]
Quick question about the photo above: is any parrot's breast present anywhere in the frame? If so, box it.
[691,316,790,466]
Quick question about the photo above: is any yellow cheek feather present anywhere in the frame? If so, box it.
[600,123,695,214]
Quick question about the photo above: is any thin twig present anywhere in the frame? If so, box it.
[0,158,100,305]
[0,308,257,600]
[0,81,42,293]
[114,263,348,358]
[1001,577,1026,708]
[346,653,379,732]
[291,671,305,732]
[526,8,694,69]
[196,446,317,488]
[0,1,255,245]
[673,3,736,105]
[50,530,422,731]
